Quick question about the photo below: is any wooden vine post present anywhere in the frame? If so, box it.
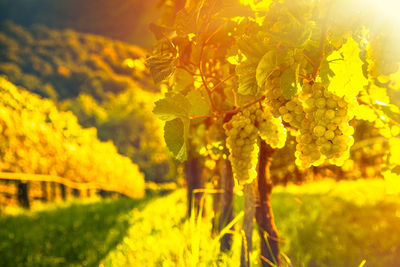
[184,147,205,217]
[256,141,280,267]
[17,181,30,209]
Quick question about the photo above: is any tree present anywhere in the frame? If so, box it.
[148,0,400,265]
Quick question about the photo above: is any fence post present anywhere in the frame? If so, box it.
[60,184,66,200]
[41,181,48,202]
[72,188,80,197]
[50,182,56,200]
[17,181,30,209]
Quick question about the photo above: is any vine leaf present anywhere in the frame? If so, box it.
[354,104,377,122]
[320,58,334,88]
[153,93,190,121]
[322,38,368,97]
[236,59,259,95]
[146,54,177,84]
[149,23,175,41]
[256,50,277,88]
[392,165,400,175]
[173,68,194,92]
[280,68,298,99]
[187,90,210,117]
[380,104,400,124]
[164,118,189,161]
[237,33,269,59]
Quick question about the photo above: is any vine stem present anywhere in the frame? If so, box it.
[197,21,227,114]
[357,96,400,127]
[303,51,316,67]
[312,24,327,80]
[211,73,236,93]
[223,96,266,115]
[176,65,197,76]
[190,114,216,120]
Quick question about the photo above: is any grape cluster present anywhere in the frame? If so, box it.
[294,82,355,167]
[224,103,287,182]
[224,105,259,183]
[256,108,287,149]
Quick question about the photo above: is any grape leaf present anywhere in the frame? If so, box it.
[146,54,177,84]
[215,1,253,18]
[256,51,277,88]
[354,104,377,122]
[236,59,259,95]
[237,33,268,58]
[187,90,210,117]
[323,38,368,97]
[380,104,400,124]
[153,93,190,121]
[280,68,298,99]
[149,23,175,41]
[164,118,188,161]
[391,165,400,175]
[320,58,334,88]
[175,7,198,36]
[173,68,194,92]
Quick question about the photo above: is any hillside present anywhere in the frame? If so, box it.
[0,21,157,101]
[0,77,145,200]
[0,22,173,182]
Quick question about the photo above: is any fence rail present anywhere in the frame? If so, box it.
[0,172,127,208]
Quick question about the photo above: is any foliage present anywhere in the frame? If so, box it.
[0,21,173,182]
[148,0,400,181]
[0,21,156,101]
[65,90,173,183]
[0,77,145,197]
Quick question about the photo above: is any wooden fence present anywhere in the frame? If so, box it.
[0,172,126,209]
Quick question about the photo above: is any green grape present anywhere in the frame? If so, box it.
[313,125,326,137]
[325,109,336,120]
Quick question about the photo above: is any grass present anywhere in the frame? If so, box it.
[1,178,400,266]
[271,178,400,267]
[0,197,150,267]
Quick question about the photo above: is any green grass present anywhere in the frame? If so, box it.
[271,178,400,267]
[0,197,150,267]
[1,178,400,266]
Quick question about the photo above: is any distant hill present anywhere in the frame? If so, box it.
[0,0,160,48]
[0,21,158,101]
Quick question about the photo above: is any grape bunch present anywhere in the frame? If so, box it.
[256,107,287,149]
[224,105,259,183]
[224,103,288,182]
[294,82,356,167]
